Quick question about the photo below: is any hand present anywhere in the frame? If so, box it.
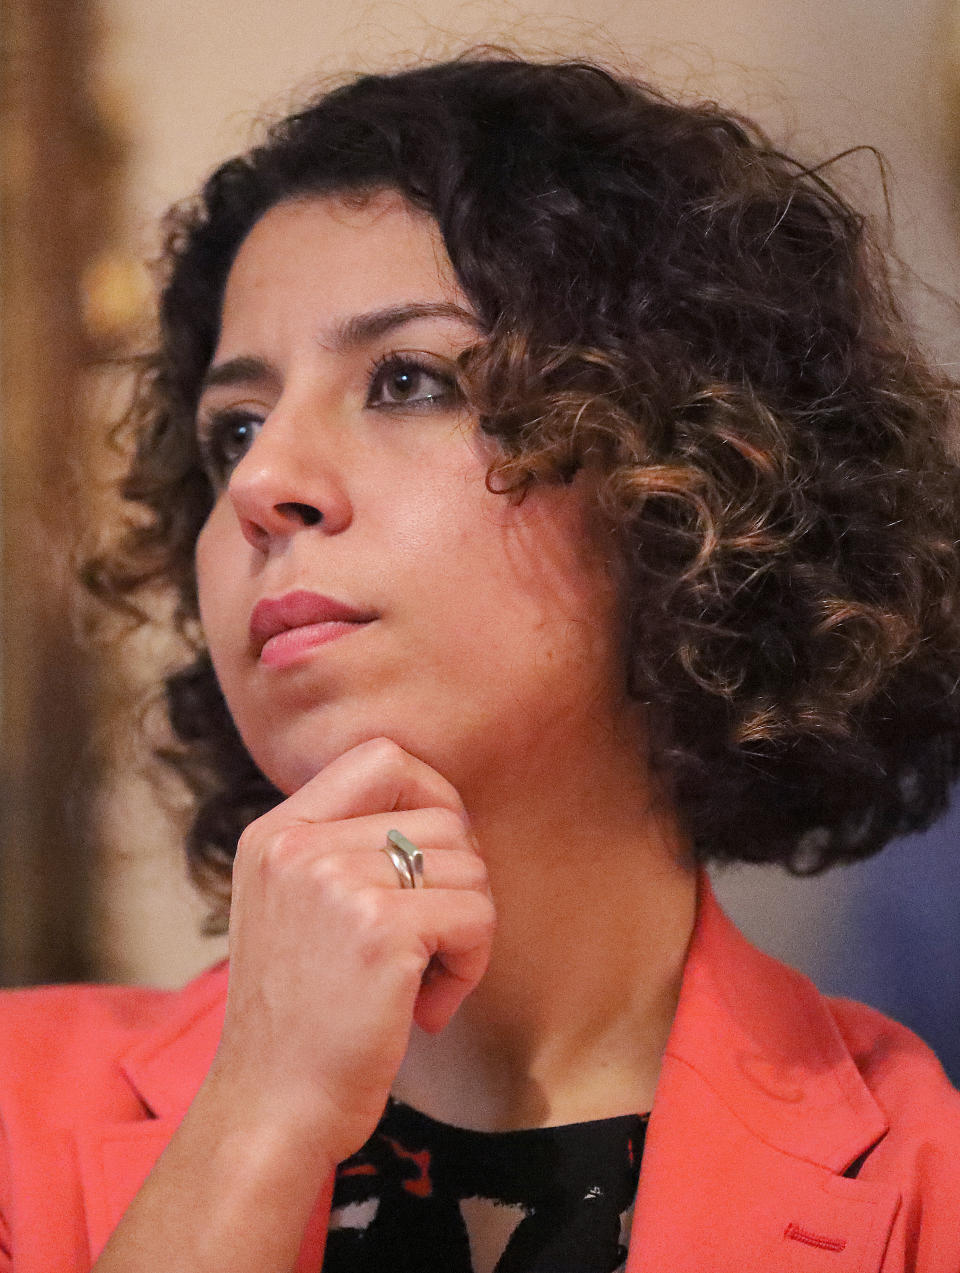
[206,737,495,1167]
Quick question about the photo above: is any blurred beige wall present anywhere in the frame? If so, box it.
[91,0,960,984]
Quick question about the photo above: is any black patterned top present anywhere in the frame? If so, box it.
[322,1098,647,1273]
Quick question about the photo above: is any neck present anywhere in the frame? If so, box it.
[393,715,698,1130]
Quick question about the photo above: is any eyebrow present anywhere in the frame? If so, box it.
[199,354,281,395]
[199,301,481,396]
[325,301,482,350]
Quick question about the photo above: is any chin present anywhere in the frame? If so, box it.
[235,683,489,797]
[246,715,424,796]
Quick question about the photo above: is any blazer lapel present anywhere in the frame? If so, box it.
[75,961,332,1269]
[75,1119,186,1264]
[76,961,228,1261]
[626,878,901,1272]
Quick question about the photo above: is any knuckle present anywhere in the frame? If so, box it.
[260,827,300,869]
[431,806,470,842]
[361,736,407,771]
[241,822,318,879]
[350,888,399,961]
[234,823,260,863]
[352,884,392,933]
[464,855,490,890]
[394,950,428,988]
[310,852,353,894]
[474,895,498,933]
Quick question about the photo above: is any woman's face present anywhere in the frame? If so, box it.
[195,192,630,798]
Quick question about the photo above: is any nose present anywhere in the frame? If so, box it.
[225,409,353,553]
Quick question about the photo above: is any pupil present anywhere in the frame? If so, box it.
[226,420,251,460]
[393,370,414,397]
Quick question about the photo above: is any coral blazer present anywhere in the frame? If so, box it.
[1,879,959,1271]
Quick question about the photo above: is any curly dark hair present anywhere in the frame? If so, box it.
[88,50,960,920]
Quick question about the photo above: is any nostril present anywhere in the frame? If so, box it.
[276,501,323,527]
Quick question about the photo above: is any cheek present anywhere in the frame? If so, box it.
[431,483,623,683]
[492,486,619,626]
[194,520,215,625]
[194,508,236,655]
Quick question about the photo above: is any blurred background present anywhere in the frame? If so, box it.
[3,0,960,1075]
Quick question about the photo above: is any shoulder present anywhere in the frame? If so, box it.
[828,994,958,1097]
[0,963,227,1122]
[693,883,960,1136]
[0,977,172,1041]
[683,886,960,1244]
[824,996,960,1266]
[827,993,960,1153]
[0,961,226,1056]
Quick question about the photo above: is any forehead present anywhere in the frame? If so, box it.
[219,191,465,334]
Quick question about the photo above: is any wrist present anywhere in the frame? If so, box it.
[194,1062,341,1185]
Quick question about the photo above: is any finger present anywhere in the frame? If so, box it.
[404,891,497,1033]
[259,737,469,827]
[307,810,487,893]
[237,805,484,886]
[374,846,488,892]
[323,807,484,879]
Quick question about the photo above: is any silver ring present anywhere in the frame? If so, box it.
[381,843,414,888]
[385,828,424,888]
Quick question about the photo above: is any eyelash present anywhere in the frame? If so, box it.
[195,352,461,488]
[196,408,260,488]
[364,351,460,411]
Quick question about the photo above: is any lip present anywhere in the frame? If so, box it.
[250,590,377,666]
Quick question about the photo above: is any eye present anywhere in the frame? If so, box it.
[197,408,263,487]
[365,355,459,411]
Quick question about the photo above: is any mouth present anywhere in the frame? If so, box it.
[249,590,377,666]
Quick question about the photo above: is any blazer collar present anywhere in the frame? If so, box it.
[117,959,229,1118]
[627,874,899,1271]
[667,874,888,1173]
[76,962,232,1264]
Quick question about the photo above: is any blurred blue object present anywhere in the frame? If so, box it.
[824,792,960,1085]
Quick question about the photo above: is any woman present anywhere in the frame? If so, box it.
[3,52,960,1272]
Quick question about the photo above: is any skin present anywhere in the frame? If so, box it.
[94,192,697,1271]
